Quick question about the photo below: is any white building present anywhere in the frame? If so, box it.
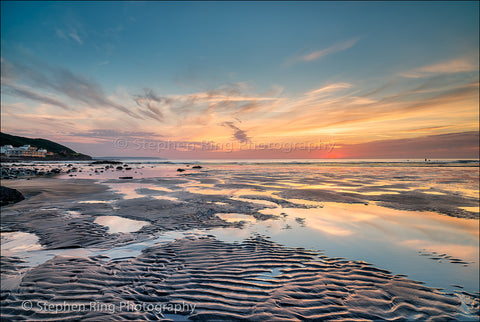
[0,145,47,157]
[0,145,13,154]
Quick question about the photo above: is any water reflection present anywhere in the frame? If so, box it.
[208,202,479,294]
[106,183,173,199]
[216,213,257,223]
[1,232,42,255]
[94,216,149,233]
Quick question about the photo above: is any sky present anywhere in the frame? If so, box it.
[1,1,479,159]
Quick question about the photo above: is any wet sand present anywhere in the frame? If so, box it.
[1,162,479,320]
[1,236,475,321]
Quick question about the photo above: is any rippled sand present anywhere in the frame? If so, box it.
[2,236,477,321]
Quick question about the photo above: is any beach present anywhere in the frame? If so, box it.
[1,160,479,321]
[2,1,479,320]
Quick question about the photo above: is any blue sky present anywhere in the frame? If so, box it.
[1,1,478,158]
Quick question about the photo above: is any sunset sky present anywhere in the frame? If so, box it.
[1,1,478,159]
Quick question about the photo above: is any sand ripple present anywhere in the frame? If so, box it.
[2,236,477,321]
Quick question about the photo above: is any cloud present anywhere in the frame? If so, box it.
[55,22,85,45]
[285,37,360,66]
[53,68,137,117]
[206,82,251,98]
[68,30,83,45]
[69,129,161,139]
[393,125,452,134]
[133,88,178,122]
[134,88,174,105]
[2,84,71,110]
[1,107,79,133]
[56,28,83,45]
[400,58,478,78]
[2,59,140,118]
[338,131,479,158]
[132,84,280,123]
[223,122,250,143]
[247,76,478,143]
[306,83,353,96]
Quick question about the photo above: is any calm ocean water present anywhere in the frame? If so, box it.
[90,158,480,166]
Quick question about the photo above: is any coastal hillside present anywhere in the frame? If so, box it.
[0,132,91,160]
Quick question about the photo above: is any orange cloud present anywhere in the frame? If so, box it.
[400,57,478,78]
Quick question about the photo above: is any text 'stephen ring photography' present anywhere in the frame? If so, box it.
[1,1,479,321]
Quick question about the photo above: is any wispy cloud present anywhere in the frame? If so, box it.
[69,129,161,140]
[68,29,83,45]
[306,83,353,96]
[132,83,279,123]
[133,88,177,122]
[223,122,250,143]
[338,131,479,158]
[302,38,360,61]
[56,27,84,45]
[243,76,478,145]
[2,58,140,118]
[400,57,478,78]
[286,37,360,66]
[134,88,174,105]
[2,84,71,110]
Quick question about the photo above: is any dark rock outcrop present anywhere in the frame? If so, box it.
[90,160,122,165]
[0,186,25,206]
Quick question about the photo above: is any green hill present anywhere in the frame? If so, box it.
[0,132,91,159]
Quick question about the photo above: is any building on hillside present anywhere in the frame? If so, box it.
[0,145,47,158]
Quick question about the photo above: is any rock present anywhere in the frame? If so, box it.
[0,186,25,206]
[177,168,186,172]
[116,166,123,170]
[90,160,122,165]
[119,176,133,179]
[192,165,202,169]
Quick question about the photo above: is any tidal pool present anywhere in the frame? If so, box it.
[208,202,479,294]
[94,216,150,233]
[1,232,43,255]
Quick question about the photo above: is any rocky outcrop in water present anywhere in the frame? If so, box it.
[90,160,122,165]
[1,166,62,180]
